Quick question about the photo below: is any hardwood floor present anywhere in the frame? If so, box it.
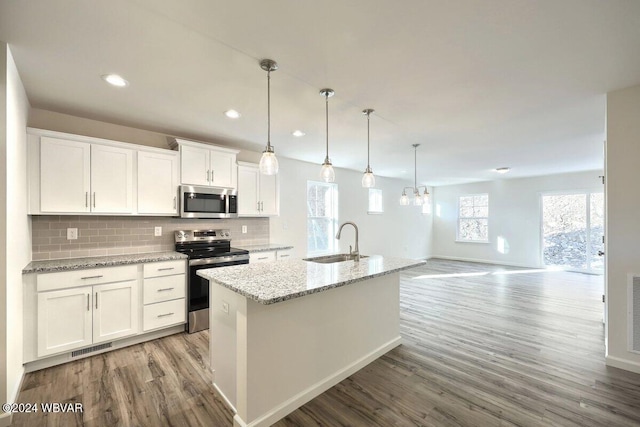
[12,259,640,426]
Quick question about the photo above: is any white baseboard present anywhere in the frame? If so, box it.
[605,355,640,374]
[234,336,402,427]
[429,255,539,269]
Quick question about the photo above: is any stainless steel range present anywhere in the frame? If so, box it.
[174,229,249,333]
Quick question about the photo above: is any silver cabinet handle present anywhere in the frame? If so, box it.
[81,275,103,280]
[157,312,174,318]
[157,287,175,292]
[257,256,268,260]
[207,170,210,182]
[261,201,264,211]
[87,294,90,311]
[85,192,88,208]
[256,201,260,211]
[158,267,174,271]
[93,192,96,208]
[95,292,98,309]
[280,254,290,258]
[173,196,177,209]
[211,170,214,182]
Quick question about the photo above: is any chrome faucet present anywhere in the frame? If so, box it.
[336,222,360,261]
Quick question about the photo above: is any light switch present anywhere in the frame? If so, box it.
[222,301,229,314]
[242,225,247,234]
[154,226,162,237]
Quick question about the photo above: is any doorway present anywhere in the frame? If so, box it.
[541,192,604,274]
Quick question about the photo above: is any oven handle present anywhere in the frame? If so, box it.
[189,255,249,266]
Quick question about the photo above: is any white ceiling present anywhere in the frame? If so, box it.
[2,0,640,186]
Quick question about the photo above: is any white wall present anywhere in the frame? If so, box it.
[605,83,640,373]
[1,43,31,426]
[432,171,603,268]
[270,157,432,260]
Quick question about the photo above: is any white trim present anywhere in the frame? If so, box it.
[233,336,402,427]
[429,255,539,269]
[170,137,240,154]
[213,382,238,415]
[605,355,640,374]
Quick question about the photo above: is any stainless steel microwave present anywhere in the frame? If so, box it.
[179,185,238,218]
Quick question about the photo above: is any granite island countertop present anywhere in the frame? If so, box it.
[22,251,188,274]
[197,255,424,305]
[235,243,293,253]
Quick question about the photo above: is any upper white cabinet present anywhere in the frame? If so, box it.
[171,138,239,189]
[28,128,181,216]
[39,136,133,214]
[137,151,179,215]
[237,162,279,217]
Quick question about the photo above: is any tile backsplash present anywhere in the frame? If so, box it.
[31,215,269,260]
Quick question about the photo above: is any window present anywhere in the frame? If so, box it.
[307,181,339,254]
[368,188,383,214]
[457,194,489,242]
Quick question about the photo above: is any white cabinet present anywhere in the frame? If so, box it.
[36,266,139,357]
[142,260,186,331]
[237,162,279,216]
[250,251,277,263]
[172,139,239,189]
[38,136,134,214]
[137,150,179,215]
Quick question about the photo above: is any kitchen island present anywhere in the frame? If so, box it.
[197,255,424,427]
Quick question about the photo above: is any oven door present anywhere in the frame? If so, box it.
[188,255,250,312]
[180,185,238,218]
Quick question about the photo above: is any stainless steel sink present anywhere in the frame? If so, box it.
[303,254,368,264]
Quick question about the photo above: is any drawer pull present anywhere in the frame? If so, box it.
[95,292,98,309]
[157,287,175,292]
[280,254,290,258]
[257,257,268,260]
[81,275,103,280]
[157,312,174,318]
[87,294,90,311]
[157,267,175,271]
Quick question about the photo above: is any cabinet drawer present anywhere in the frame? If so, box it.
[144,275,185,304]
[143,260,186,278]
[250,251,276,263]
[37,265,137,292]
[277,249,293,260]
[143,299,186,331]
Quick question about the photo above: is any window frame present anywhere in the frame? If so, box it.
[306,181,339,256]
[456,193,489,243]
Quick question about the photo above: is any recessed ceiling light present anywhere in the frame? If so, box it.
[495,167,510,174]
[292,130,305,137]
[224,109,241,119]
[101,74,129,87]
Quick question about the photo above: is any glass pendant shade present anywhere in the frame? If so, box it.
[422,190,430,205]
[400,191,410,206]
[320,160,335,182]
[413,192,424,206]
[362,171,375,188]
[259,149,279,175]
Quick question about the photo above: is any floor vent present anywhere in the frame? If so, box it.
[631,275,640,353]
[71,342,112,358]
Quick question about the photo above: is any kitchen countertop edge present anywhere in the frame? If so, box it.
[23,251,188,274]
[237,244,294,253]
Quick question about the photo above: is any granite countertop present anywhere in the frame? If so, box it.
[197,255,424,305]
[23,251,188,274]
[236,243,293,253]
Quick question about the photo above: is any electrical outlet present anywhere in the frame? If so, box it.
[283,221,288,230]
[242,225,247,234]
[222,301,229,314]
[66,228,78,240]
[154,226,162,237]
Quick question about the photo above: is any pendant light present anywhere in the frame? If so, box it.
[361,109,376,188]
[400,144,429,206]
[258,59,279,175]
[319,88,335,182]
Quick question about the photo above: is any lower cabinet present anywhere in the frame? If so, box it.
[27,260,187,363]
[249,248,294,263]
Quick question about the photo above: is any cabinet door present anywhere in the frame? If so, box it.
[93,280,139,344]
[137,151,179,214]
[259,172,279,216]
[180,145,210,186]
[37,287,92,357]
[210,150,236,188]
[40,137,91,213]
[91,145,134,213]
[238,165,260,216]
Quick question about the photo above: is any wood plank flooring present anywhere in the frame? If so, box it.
[12,259,640,426]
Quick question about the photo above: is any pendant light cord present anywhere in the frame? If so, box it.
[414,144,418,193]
[267,70,271,150]
[325,93,329,161]
[367,112,371,169]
